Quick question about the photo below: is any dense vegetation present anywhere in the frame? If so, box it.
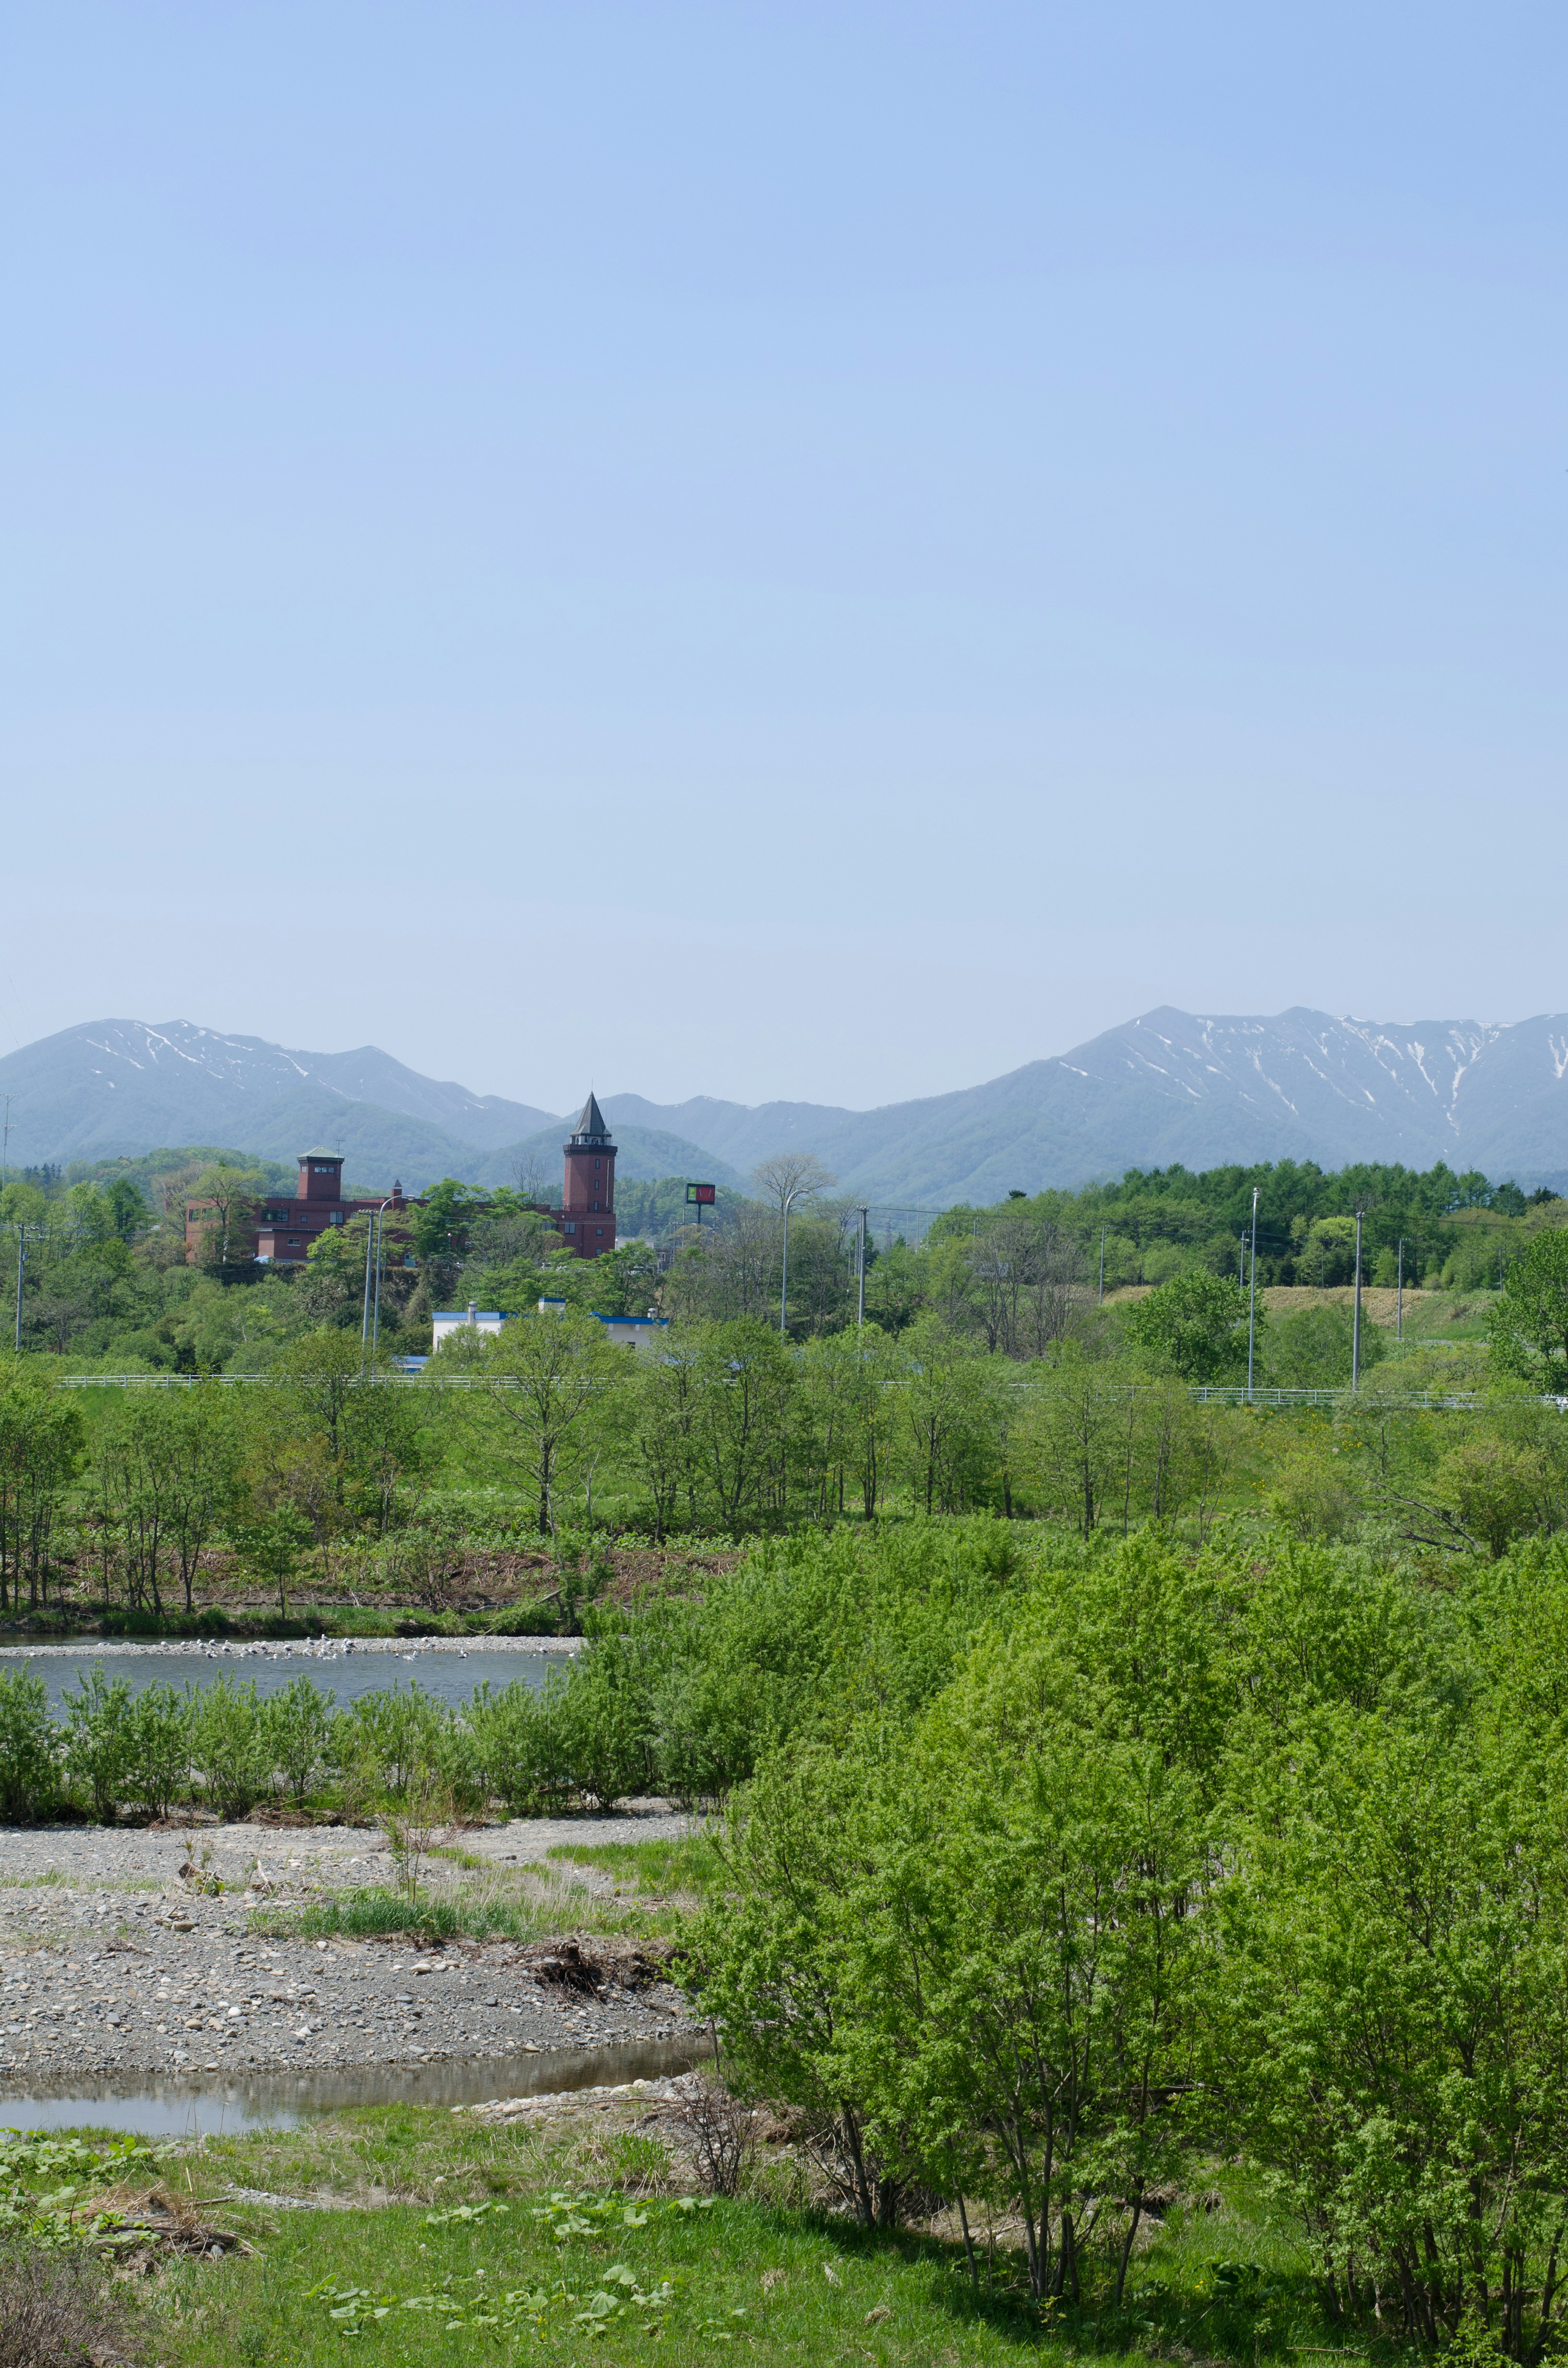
[670,1520,1568,2357]
[5,1175,1568,1612]
[6,1150,1568,2360]
[1,1145,1558,1370]
[9,1518,1563,2361]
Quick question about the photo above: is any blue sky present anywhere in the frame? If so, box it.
[3,3,1564,1114]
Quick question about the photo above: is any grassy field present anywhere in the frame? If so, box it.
[16,2097,1332,2368]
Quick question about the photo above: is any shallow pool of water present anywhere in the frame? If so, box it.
[0,2034,712,2135]
[0,1642,566,1717]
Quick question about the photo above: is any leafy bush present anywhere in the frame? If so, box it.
[0,1673,58,1822]
[192,1677,269,1819]
[333,1686,447,1800]
[466,1681,564,1815]
[547,1641,659,1809]
[120,1682,193,1819]
[263,1675,335,1804]
[58,1669,134,1820]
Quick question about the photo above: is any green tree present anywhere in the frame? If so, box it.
[689,1320,794,1528]
[1019,1348,1129,1536]
[890,1318,997,1515]
[0,1361,82,1612]
[411,1178,483,1267]
[1123,1270,1255,1382]
[1266,1302,1384,1387]
[1489,1228,1568,1394]
[1219,1717,1568,2355]
[188,1162,266,1267]
[628,1330,708,1539]
[469,1308,632,1532]
[94,1385,243,1616]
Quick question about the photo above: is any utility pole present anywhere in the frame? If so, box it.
[13,1223,45,1353]
[1098,1226,1106,1304]
[372,1202,394,1355]
[1247,1185,1260,1396]
[1396,1238,1405,1340]
[0,1097,10,1191]
[1352,1206,1365,1389]
[856,1206,868,1329]
[360,1201,392,1369]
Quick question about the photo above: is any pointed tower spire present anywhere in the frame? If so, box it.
[569,1091,610,1144]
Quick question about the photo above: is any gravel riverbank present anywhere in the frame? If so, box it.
[0,1811,699,2097]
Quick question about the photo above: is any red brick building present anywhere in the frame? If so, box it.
[187,1094,618,1269]
[185,1148,411,1267]
[556,1093,617,1260]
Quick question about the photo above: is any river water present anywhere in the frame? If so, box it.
[0,1639,572,1716]
[0,2034,711,2136]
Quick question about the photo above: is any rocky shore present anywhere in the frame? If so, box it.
[0,1812,699,2093]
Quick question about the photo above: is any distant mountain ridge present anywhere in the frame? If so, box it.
[8,1008,1568,1206]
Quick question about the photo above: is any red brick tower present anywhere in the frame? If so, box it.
[561,1093,617,1259]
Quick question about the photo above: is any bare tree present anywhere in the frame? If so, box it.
[968,1209,1086,1359]
[513,1148,551,1204]
[751,1155,837,1336]
[665,1200,777,1322]
[751,1152,837,1216]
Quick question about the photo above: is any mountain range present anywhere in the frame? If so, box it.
[8,1010,1568,1209]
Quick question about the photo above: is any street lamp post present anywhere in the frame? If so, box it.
[1352,1207,1365,1389]
[1396,1237,1406,1340]
[857,1206,868,1329]
[1247,1185,1260,1395]
[779,1186,804,1336]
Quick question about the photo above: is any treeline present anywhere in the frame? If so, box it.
[7,1142,1565,1369]
[12,1275,1568,1605]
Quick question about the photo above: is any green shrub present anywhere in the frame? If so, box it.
[484,1600,560,1636]
[58,1670,134,1820]
[332,1685,447,1800]
[192,1677,269,1819]
[0,1672,58,1821]
[465,1680,564,1815]
[548,1640,660,1810]
[120,1682,193,1819]
[263,1675,335,1804]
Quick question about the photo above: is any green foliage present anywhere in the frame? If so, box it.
[1265,1300,1383,1386]
[677,1527,1568,2349]
[1123,1271,1255,1381]
[0,1671,58,1820]
[120,1680,194,1818]
[58,1669,135,1819]
[1488,1226,1568,1393]
[263,1674,335,1804]
[190,1676,269,1819]
[0,1360,82,1613]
